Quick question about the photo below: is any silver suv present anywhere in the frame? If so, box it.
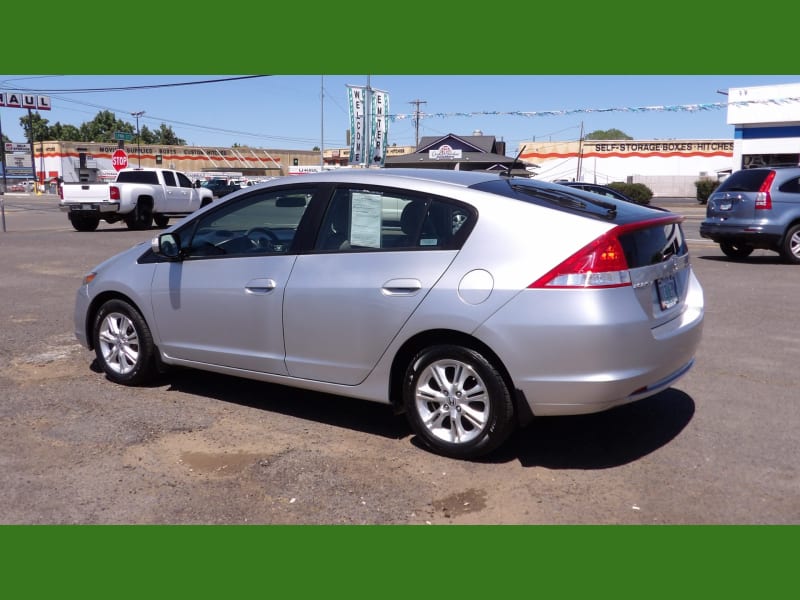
[700,167,800,263]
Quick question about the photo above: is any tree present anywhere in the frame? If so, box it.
[49,122,82,141]
[15,109,186,146]
[19,112,51,141]
[78,110,125,142]
[585,128,633,140]
[152,123,185,146]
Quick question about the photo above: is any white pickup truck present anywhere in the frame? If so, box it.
[59,168,215,231]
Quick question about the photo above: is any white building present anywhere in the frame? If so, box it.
[727,82,800,169]
[517,139,734,197]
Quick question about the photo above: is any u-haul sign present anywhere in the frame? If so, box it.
[0,92,51,110]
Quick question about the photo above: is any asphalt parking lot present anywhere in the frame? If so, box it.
[0,193,797,524]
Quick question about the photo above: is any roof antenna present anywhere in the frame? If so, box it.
[501,144,526,178]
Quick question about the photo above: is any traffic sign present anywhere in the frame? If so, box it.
[112,149,129,171]
[114,131,133,141]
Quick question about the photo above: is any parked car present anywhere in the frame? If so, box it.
[700,166,800,263]
[557,181,636,203]
[201,177,241,198]
[73,169,704,459]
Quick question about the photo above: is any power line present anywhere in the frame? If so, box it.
[0,75,272,94]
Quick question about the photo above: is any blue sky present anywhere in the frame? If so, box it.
[2,74,799,152]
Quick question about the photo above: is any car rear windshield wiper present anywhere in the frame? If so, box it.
[510,184,617,219]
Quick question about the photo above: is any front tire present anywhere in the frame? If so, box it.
[93,299,157,386]
[720,241,754,259]
[403,345,515,459]
[780,224,800,264]
[153,214,169,228]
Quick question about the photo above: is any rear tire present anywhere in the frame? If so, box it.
[780,224,800,264]
[720,241,754,259]
[92,299,157,386]
[403,345,516,460]
[126,200,153,230]
[69,214,100,232]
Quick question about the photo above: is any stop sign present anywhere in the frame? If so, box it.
[112,149,129,171]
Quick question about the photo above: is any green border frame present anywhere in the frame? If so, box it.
[5,3,799,73]
[3,3,796,596]
[2,525,796,596]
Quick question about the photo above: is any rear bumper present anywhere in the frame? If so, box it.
[60,202,121,215]
[475,271,704,417]
[700,220,782,246]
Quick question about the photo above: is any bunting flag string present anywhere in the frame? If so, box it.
[388,97,800,122]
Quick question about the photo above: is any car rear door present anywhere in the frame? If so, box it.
[282,186,468,386]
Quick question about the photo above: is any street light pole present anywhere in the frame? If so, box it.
[132,111,145,167]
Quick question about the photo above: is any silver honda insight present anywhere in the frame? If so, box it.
[74,169,704,459]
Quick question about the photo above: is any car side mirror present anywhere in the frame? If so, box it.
[151,232,182,260]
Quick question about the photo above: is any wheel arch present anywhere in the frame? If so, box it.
[135,194,154,209]
[388,329,533,427]
[780,217,800,243]
[84,291,148,352]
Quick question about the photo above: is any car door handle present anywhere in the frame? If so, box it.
[381,278,422,296]
[245,278,277,294]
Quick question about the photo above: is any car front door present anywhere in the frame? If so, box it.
[176,171,202,211]
[149,187,314,374]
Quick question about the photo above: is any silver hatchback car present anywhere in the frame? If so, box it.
[74,169,704,459]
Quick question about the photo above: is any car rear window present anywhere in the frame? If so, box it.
[619,220,688,267]
[716,169,772,192]
[116,170,159,185]
[471,178,657,224]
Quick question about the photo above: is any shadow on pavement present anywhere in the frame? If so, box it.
[495,388,696,468]
[93,360,695,466]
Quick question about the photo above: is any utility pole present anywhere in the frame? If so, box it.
[576,121,584,182]
[132,111,145,167]
[320,75,324,168]
[27,109,36,188]
[409,99,426,148]
[0,110,8,194]
[0,111,5,231]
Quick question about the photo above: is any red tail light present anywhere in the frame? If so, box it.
[110,186,120,200]
[755,170,775,210]
[529,216,681,289]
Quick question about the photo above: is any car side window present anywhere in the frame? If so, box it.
[314,187,473,252]
[176,172,193,188]
[183,188,312,258]
[162,171,177,187]
[778,177,800,194]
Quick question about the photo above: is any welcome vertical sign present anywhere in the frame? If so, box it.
[347,85,366,166]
